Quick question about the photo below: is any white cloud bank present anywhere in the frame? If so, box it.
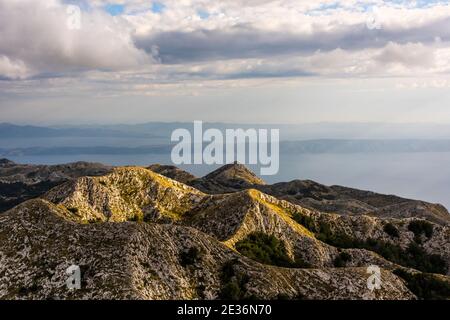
[0,0,151,79]
[0,0,450,93]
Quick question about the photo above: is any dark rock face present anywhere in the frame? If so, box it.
[0,180,61,213]
[0,159,15,167]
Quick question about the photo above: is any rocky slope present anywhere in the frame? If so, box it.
[267,185,449,225]
[0,162,449,300]
[41,167,398,270]
[0,199,414,300]
[0,159,112,213]
[44,167,204,223]
[154,164,450,225]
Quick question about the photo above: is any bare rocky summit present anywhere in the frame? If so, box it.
[190,163,266,193]
[0,162,449,300]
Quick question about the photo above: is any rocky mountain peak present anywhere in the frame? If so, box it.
[203,162,266,186]
[0,158,15,167]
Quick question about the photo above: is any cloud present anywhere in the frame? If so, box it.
[0,55,30,80]
[375,42,436,68]
[1,0,450,82]
[0,0,152,79]
[133,14,450,64]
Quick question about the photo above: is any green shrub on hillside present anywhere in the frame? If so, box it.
[306,220,447,274]
[383,223,400,238]
[291,213,447,274]
[315,223,356,248]
[235,232,310,268]
[179,247,204,267]
[353,239,447,274]
[333,251,352,267]
[393,269,450,300]
[219,259,251,300]
[67,207,78,214]
[408,220,433,243]
[292,213,318,233]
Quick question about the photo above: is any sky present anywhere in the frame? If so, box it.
[1,0,450,125]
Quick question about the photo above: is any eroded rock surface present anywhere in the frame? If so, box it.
[0,163,449,300]
[0,159,112,213]
[0,199,414,300]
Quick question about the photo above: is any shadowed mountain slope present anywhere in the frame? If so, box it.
[0,159,112,213]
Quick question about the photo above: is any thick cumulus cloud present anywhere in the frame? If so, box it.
[134,18,450,64]
[132,1,450,67]
[1,0,450,81]
[0,0,151,79]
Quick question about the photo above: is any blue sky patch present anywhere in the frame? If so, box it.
[105,4,125,16]
[197,10,210,20]
[62,0,91,11]
[152,2,166,13]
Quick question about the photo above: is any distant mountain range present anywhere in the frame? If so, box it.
[0,123,161,139]
[3,122,450,140]
[4,139,450,156]
[3,123,450,156]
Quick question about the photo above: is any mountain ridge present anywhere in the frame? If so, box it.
[152,163,450,226]
[0,161,449,300]
[0,198,415,300]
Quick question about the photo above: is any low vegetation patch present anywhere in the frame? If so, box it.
[333,251,352,267]
[67,207,79,214]
[219,259,252,300]
[292,213,317,233]
[408,220,433,243]
[235,232,310,268]
[129,213,144,222]
[179,247,204,267]
[383,223,400,238]
[295,218,447,274]
[393,269,450,300]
